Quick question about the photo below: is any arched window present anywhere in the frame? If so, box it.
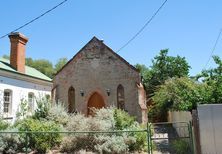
[68,86,75,113]
[117,84,125,110]
[3,89,12,114]
[28,92,35,112]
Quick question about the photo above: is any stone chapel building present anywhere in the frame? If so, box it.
[52,37,147,123]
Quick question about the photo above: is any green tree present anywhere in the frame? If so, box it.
[196,56,222,104]
[25,58,54,78]
[141,49,190,97]
[149,49,190,92]
[54,58,68,73]
[2,55,68,78]
[2,55,9,59]
[135,64,151,90]
[149,77,203,121]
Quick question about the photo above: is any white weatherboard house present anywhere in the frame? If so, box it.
[0,32,52,122]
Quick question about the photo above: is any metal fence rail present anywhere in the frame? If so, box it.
[148,121,194,154]
[0,122,194,154]
[0,129,148,154]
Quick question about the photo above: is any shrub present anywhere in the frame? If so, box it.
[0,128,25,154]
[61,112,114,153]
[47,104,69,126]
[0,119,9,130]
[126,123,147,152]
[61,108,147,153]
[17,118,62,153]
[94,135,134,153]
[16,99,29,119]
[60,134,97,153]
[114,109,135,130]
[65,108,115,132]
[33,96,50,120]
[90,108,115,130]
[150,77,202,121]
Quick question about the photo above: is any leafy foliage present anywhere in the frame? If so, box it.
[1,104,146,153]
[171,139,190,154]
[147,55,222,121]
[47,104,69,126]
[135,64,151,91]
[26,57,68,78]
[2,54,9,59]
[26,58,54,78]
[136,49,190,97]
[60,109,115,153]
[0,128,25,154]
[17,118,61,153]
[54,58,68,73]
[149,77,202,121]
[114,109,135,130]
[33,96,50,120]
[94,135,134,154]
[61,108,147,153]
[2,55,68,78]
[0,119,9,130]
[196,56,222,104]
[16,99,29,119]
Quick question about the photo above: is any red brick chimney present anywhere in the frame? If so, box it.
[8,32,28,73]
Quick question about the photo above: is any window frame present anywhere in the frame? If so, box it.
[3,89,12,114]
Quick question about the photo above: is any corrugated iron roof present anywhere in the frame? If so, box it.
[0,57,52,82]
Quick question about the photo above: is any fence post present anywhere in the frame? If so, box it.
[188,121,195,154]
[147,122,150,154]
[25,131,28,154]
[192,109,201,154]
[149,124,153,154]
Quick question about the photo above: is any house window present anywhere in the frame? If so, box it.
[28,92,35,112]
[117,84,125,110]
[68,86,75,113]
[4,90,12,113]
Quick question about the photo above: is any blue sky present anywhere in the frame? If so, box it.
[1,0,222,76]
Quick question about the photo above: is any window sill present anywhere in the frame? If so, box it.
[3,117,13,120]
[2,114,13,119]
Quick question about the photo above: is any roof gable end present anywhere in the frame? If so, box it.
[55,36,139,76]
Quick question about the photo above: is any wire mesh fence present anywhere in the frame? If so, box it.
[0,122,194,154]
[149,122,194,154]
[0,129,148,154]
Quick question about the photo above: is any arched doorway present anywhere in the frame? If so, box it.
[87,92,105,115]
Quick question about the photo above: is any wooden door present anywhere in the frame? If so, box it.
[87,92,105,115]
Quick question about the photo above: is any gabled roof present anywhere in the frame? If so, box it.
[55,36,139,76]
[0,57,52,82]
